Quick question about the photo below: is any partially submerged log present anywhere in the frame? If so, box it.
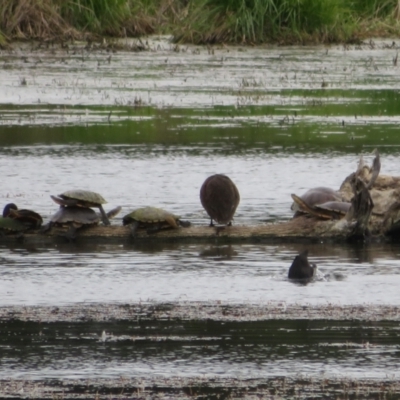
[1,151,400,246]
[0,217,377,246]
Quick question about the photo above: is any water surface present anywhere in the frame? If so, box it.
[1,37,400,387]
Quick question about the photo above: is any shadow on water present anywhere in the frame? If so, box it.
[2,239,399,260]
[199,245,239,260]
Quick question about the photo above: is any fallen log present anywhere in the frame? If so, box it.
[1,151,400,246]
[0,212,391,246]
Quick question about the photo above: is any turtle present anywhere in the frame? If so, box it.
[122,206,191,237]
[291,186,351,219]
[50,190,111,226]
[288,250,317,280]
[291,187,342,213]
[291,194,351,220]
[42,205,121,240]
[2,203,43,230]
[200,174,240,226]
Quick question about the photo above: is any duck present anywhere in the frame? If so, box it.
[3,203,43,230]
[200,174,240,226]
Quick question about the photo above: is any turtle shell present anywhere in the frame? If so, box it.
[318,201,351,213]
[51,206,100,226]
[291,194,350,220]
[52,190,107,208]
[291,187,341,212]
[123,207,181,229]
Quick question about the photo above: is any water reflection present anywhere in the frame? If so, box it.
[1,242,400,307]
[199,245,238,260]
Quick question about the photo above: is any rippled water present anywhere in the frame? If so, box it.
[1,316,400,381]
[1,38,400,388]
[1,241,400,307]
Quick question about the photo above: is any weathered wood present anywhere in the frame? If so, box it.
[0,216,375,246]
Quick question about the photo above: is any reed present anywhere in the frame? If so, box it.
[174,0,362,43]
[0,0,400,43]
[352,0,398,17]
[184,0,400,43]
[60,0,130,35]
[0,0,75,40]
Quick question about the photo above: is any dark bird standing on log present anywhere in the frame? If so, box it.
[288,250,317,280]
[200,174,240,226]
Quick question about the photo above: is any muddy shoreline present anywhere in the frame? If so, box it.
[2,301,400,399]
[0,302,400,400]
[1,301,400,323]
[1,375,399,399]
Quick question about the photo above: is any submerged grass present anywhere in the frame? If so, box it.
[1,0,400,44]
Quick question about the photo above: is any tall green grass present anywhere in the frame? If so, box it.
[0,0,399,44]
[60,0,130,35]
[174,0,367,43]
[352,0,398,18]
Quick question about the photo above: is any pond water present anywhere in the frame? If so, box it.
[1,241,400,308]
[1,37,400,390]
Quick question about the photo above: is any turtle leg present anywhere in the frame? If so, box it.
[165,216,179,229]
[129,221,139,238]
[106,206,122,219]
[98,205,111,226]
[63,225,78,241]
[146,224,162,234]
[179,220,191,228]
[209,218,214,227]
[16,232,25,242]
[40,222,53,234]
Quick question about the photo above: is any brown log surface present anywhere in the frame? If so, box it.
[0,216,360,245]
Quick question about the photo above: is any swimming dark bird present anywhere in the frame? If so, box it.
[288,250,317,280]
[200,174,240,226]
[3,203,43,230]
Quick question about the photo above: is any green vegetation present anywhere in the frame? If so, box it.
[1,0,400,44]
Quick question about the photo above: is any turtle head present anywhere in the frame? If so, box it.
[3,203,18,217]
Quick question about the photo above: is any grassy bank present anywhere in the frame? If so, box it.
[1,0,400,45]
